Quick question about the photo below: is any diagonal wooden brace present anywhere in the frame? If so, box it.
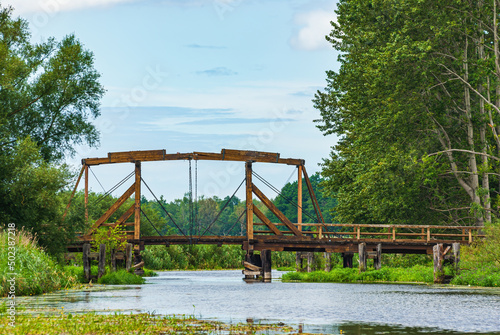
[252,183,303,237]
[86,183,136,236]
[253,205,283,236]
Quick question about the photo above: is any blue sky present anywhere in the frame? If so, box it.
[7,0,339,201]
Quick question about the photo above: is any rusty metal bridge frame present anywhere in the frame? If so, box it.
[65,149,484,274]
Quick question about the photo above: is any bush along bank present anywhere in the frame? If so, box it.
[0,229,77,297]
[282,226,500,287]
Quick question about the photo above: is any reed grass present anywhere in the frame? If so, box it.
[0,229,77,297]
[282,265,434,284]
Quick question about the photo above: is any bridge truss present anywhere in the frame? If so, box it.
[65,149,484,280]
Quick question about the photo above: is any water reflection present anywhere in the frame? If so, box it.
[9,270,500,334]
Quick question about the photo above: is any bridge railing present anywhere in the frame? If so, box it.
[253,223,485,244]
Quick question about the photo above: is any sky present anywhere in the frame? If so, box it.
[6,0,340,201]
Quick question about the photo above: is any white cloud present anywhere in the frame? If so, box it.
[4,0,138,14]
[290,9,336,51]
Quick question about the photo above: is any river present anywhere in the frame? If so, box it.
[17,270,500,334]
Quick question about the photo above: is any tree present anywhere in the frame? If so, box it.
[0,6,105,161]
[314,0,500,227]
[0,5,105,253]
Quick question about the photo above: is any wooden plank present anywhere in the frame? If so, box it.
[253,206,283,236]
[246,162,254,240]
[252,183,304,237]
[86,183,136,235]
[242,270,262,276]
[244,261,261,271]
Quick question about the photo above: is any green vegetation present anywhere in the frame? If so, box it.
[451,223,500,287]
[0,4,105,254]
[282,265,434,284]
[315,0,500,226]
[142,244,296,270]
[0,230,76,297]
[0,313,293,335]
[97,269,145,285]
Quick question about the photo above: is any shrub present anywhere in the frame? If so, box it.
[97,269,145,285]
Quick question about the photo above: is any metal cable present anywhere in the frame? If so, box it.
[141,208,163,236]
[200,177,246,237]
[141,176,188,237]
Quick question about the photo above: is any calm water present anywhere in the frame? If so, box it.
[16,270,500,334]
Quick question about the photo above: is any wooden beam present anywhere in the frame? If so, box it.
[86,183,136,235]
[110,204,135,228]
[297,165,303,230]
[85,165,89,223]
[83,149,303,166]
[246,161,254,240]
[302,166,325,224]
[252,183,304,237]
[63,165,85,220]
[134,162,141,244]
[253,206,283,236]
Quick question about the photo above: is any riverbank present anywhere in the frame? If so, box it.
[281,265,500,287]
[0,312,293,334]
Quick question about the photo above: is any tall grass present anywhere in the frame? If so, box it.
[0,229,77,297]
[282,265,434,284]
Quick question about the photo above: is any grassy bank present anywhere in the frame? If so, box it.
[282,265,435,284]
[0,230,76,297]
[0,313,293,334]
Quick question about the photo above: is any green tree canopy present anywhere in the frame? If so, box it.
[0,5,105,253]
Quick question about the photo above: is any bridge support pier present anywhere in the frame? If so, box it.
[83,243,91,281]
[342,252,354,268]
[359,243,367,272]
[324,252,332,272]
[296,252,313,272]
[243,250,271,281]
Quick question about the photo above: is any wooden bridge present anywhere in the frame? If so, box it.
[65,149,484,281]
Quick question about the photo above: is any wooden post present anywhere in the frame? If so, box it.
[306,252,313,273]
[134,250,144,275]
[342,252,353,268]
[84,164,89,223]
[98,243,106,279]
[374,243,382,270]
[83,243,91,281]
[356,226,360,240]
[433,244,444,283]
[245,161,254,240]
[111,248,116,272]
[392,227,396,241]
[359,243,367,272]
[324,252,331,272]
[261,250,272,281]
[296,252,302,272]
[427,227,430,242]
[134,161,141,248]
[297,165,303,231]
[452,243,460,274]
[125,243,133,271]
